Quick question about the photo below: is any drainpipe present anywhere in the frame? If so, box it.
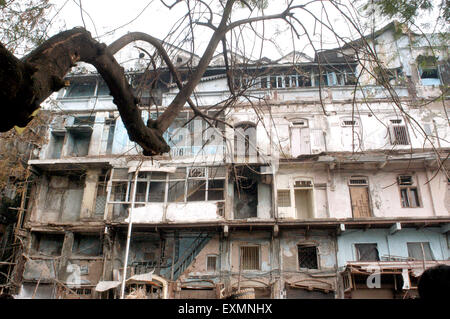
[120,169,138,299]
[152,274,169,299]
[424,164,437,216]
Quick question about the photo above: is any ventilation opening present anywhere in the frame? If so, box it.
[398,175,413,185]
[294,180,312,188]
[349,177,368,186]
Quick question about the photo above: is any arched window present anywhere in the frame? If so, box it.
[234,122,257,162]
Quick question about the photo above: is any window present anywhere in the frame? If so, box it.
[389,119,409,145]
[240,246,260,270]
[407,242,434,260]
[398,175,420,208]
[95,173,108,216]
[297,245,318,269]
[417,55,441,85]
[32,233,65,256]
[49,132,65,159]
[277,190,291,207]
[72,234,103,256]
[110,167,225,204]
[355,243,379,261]
[341,119,359,127]
[294,179,314,219]
[206,255,218,272]
[65,80,96,98]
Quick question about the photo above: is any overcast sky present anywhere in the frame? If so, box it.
[46,0,444,60]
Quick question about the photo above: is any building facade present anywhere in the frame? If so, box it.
[3,22,449,299]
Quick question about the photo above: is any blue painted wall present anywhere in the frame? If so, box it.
[336,227,449,267]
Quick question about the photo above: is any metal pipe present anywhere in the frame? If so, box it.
[120,169,138,299]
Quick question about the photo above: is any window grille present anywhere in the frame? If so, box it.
[297,245,318,269]
[349,177,368,186]
[398,175,413,185]
[294,180,312,188]
[206,255,217,272]
[240,246,260,270]
[277,190,291,207]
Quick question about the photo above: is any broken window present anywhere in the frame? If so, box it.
[233,166,258,219]
[49,132,65,159]
[72,234,103,256]
[355,243,379,261]
[148,173,167,203]
[66,130,92,157]
[240,246,260,270]
[206,255,218,272]
[398,175,420,208]
[407,242,434,260]
[417,55,441,85]
[389,119,409,145]
[297,245,318,269]
[31,233,65,256]
[110,182,128,202]
[65,80,96,98]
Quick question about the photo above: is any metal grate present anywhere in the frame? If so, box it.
[349,177,368,186]
[241,246,260,270]
[294,180,312,188]
[391,125,409,145]
[298,246,318,269]
[206,255,217,272]
[398,175,413,185]
[277,190,291,207]
[342,120,358,126]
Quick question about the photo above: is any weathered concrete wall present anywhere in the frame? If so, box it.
[336,227,449,267]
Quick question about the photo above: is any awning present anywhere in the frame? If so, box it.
[95,281,121,292]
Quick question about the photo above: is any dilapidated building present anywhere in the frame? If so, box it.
[2,22,449,299]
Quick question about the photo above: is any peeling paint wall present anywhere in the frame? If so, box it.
[336,227,449,267]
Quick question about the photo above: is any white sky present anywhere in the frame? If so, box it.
[47,0,445,60]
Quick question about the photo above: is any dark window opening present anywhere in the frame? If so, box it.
[355,243,379,261]
[298,245,318,269]
[72,234,103,256]
[407,242,434,260]
[32,233,65,256]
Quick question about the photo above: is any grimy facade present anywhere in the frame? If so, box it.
[3,22,450,299]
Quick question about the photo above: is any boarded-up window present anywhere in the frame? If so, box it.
[407,242,434,260]
[206,255,217,272]
[241,246,260,270]
[355,243,379,261]
[277,190,291,207]
[349,177,371,218]
[298,245,318,269]
[291,120,311,157]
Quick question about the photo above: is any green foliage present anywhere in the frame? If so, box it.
[362,0,440,23]
[0,0,52,54]
[238,0,268,10]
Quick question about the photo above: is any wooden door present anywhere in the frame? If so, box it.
[349,186,371,217]
[291,127,311,157]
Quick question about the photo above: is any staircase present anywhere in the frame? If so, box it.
[171,232,211,280]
